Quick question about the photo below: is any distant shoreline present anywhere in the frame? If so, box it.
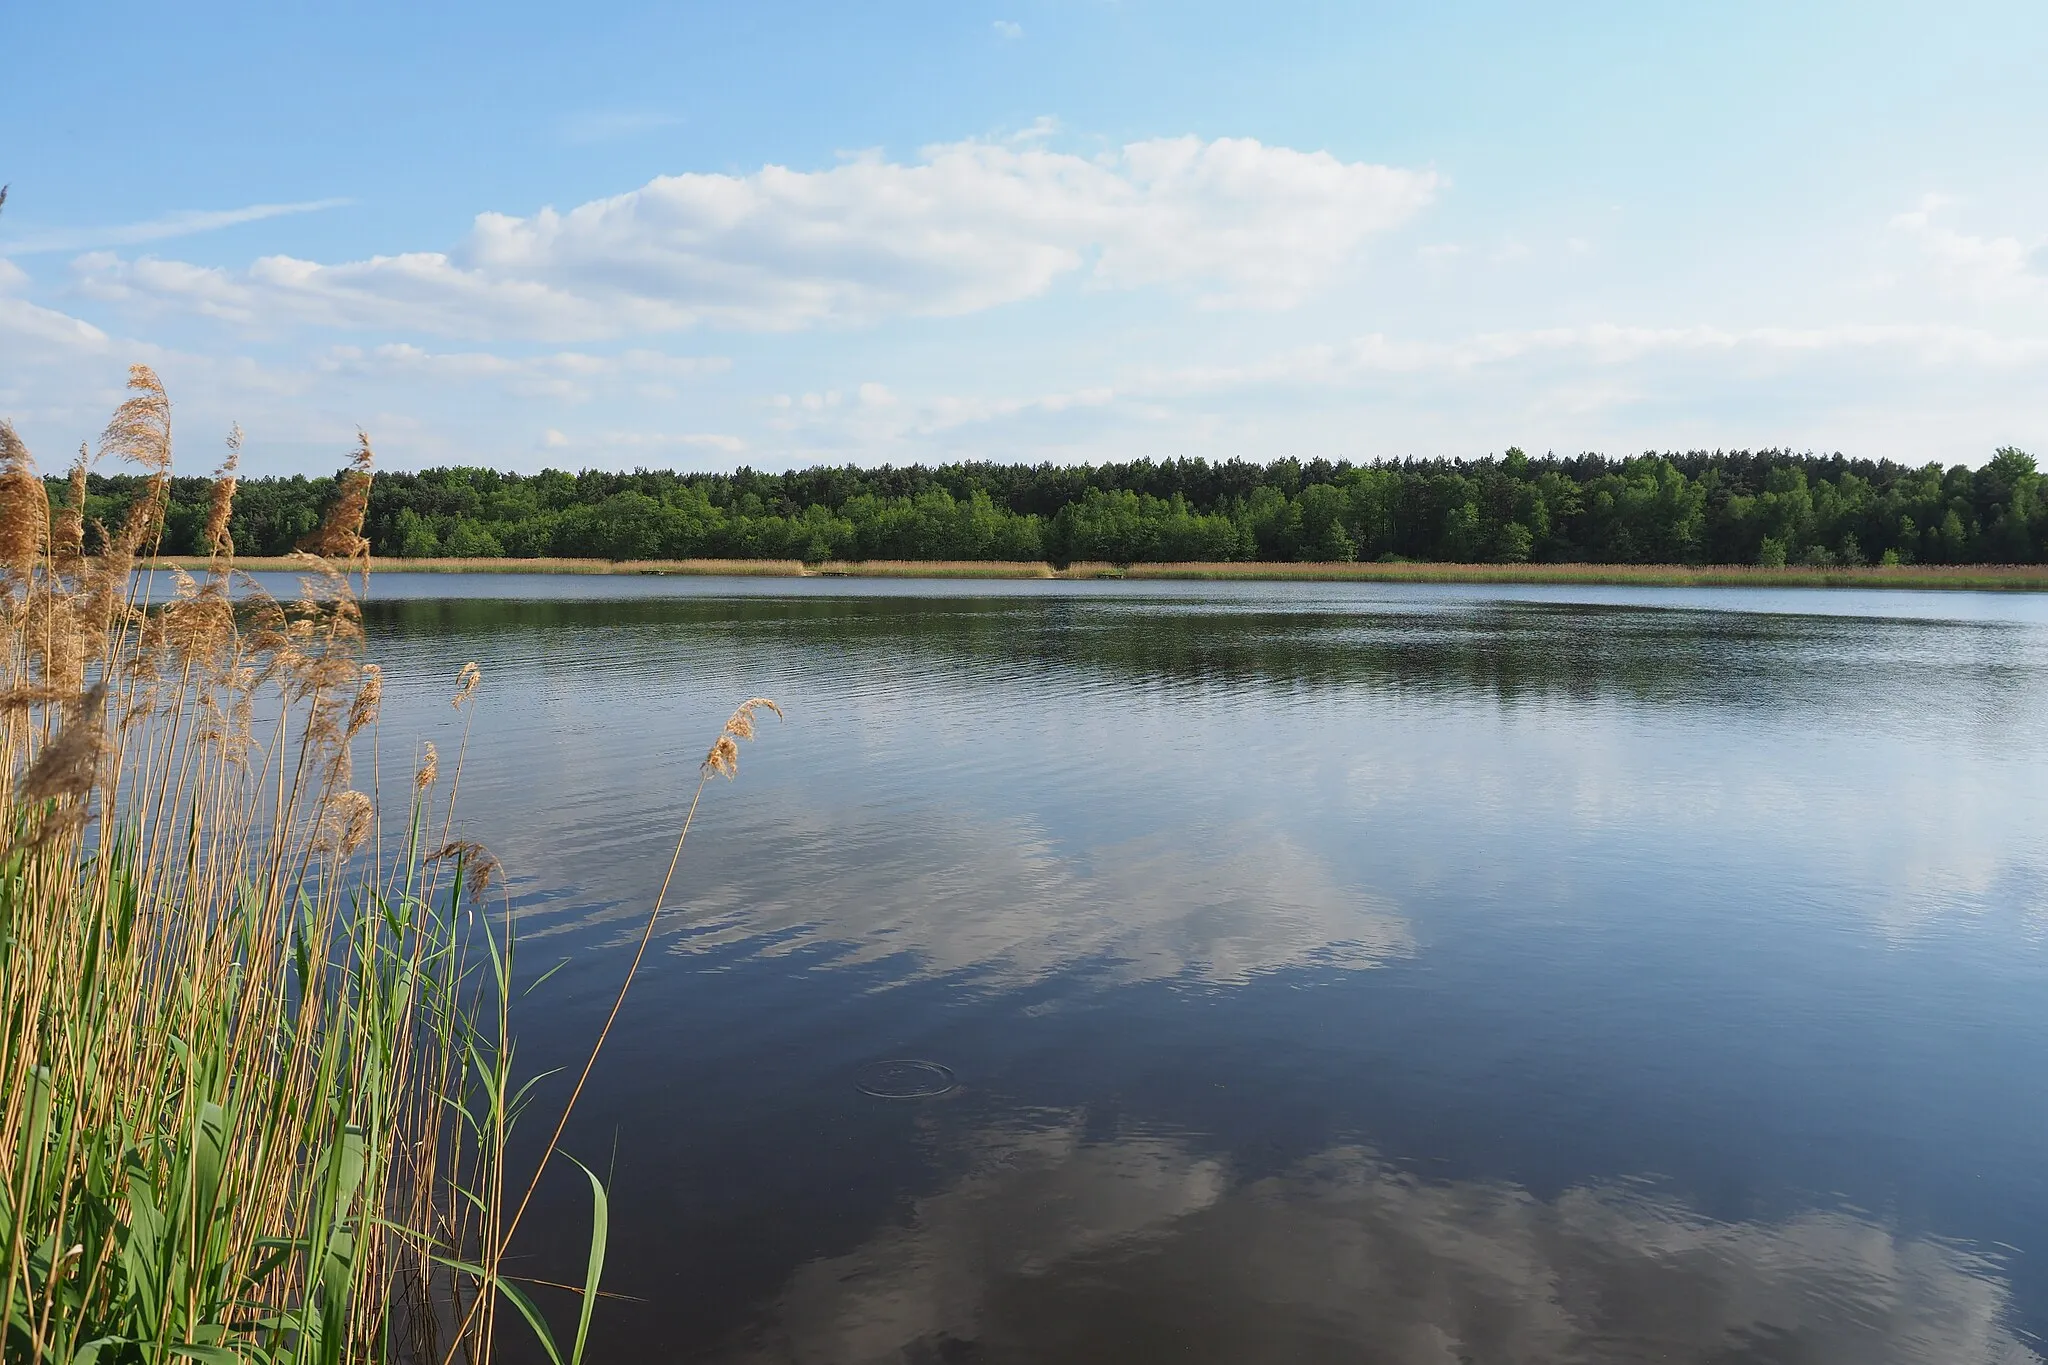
[145,556,2048,591]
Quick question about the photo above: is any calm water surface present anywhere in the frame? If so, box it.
[334,574,2048,1363]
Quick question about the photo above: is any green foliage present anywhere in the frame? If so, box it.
[82,446,2048,566]
[1,839,458,1364]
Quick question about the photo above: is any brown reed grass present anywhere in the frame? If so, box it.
[138,554,2048,591]
[204,424,240,559]
[50,446,88,562]
[6,372,783,1364]
[0,378,510,1365]
[300,433,374,569]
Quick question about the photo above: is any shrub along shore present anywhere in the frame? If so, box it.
[150,555,2048,591]
[77,445,2048,571]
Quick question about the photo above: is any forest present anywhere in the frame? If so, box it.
[70,445,2048,567]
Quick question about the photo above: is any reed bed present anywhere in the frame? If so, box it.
[146,556,2048,590]
[4,370,776,1363]
[1113,560,2048,589]
[147,558,812,579]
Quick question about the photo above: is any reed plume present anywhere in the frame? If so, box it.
[5,369,774,1365]
[452,693,783,1361]
[204,422,240,558]
[318,787,376,857]
[0,420,49,580]
[0,373,535,1365]
[452,659,481,708]
[301,430,374,568]
[98,365,174,554]
[425,838,501,900]
[51,444,88,560]
[20,683,107,803]
[703,696,783,778]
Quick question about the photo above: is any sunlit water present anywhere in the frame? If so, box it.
[308,573,2048,1362]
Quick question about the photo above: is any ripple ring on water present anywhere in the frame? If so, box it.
[855,1059,957,1099]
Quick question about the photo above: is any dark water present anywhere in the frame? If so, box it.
[336,574,2048,1363]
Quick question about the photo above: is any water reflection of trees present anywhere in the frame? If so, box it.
[720,1117,2036,1365]
[363,594,2021,712]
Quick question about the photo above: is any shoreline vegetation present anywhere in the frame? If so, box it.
[4,367,776,1363]
[75,445,2048,575]
[147,555,2048,591]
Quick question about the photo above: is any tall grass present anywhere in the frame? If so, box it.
[145,555,2048,590]
[1,369,776,1363]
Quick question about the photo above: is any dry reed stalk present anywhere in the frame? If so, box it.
[437,695,782,1363]
[7,370,773,1364]
[0,379,520,1365]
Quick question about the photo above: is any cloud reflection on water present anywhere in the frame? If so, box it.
[666,814,1413,989]
[724,1118,2037,1365]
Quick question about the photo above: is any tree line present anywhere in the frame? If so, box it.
[67,446,2048,566]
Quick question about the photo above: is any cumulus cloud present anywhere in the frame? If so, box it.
[724,1121,2038,1365]
[69,134,1438,339]
[1892,197,2047,304]
[0,261,108,350]
[0,295,112,352]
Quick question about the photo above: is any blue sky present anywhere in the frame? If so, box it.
[2,0,2044,475]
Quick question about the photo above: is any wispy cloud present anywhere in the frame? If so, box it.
[993,19,1023,39]
[0,199,351,257]
[539,427,745,454]
[318,342,728,400]
[749,318,2048,463]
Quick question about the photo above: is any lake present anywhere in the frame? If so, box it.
[338,573,2048,1363]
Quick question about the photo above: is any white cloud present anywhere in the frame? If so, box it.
[759,321,2048,453]
[993,19,1023,39]
[730,312,2048,471]
[0,199,350,256]
[0,295,111,351]
[318,342,728,399]
[70,134,1438,339]
[1140,322,2048,394]
[539,428,747,455]
[1891,196,2047,303]
[0,260,110,351]
[71,248,663,339]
